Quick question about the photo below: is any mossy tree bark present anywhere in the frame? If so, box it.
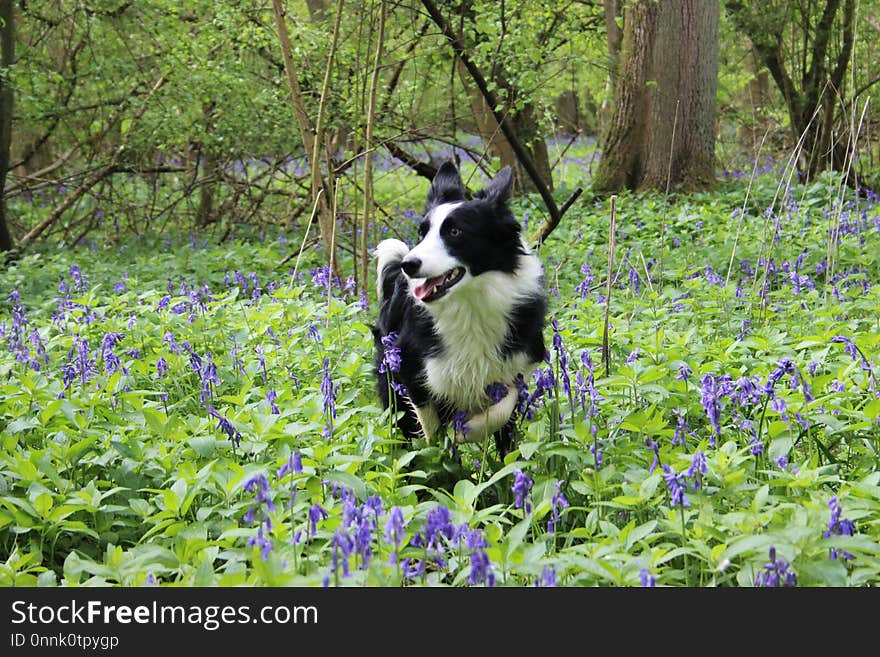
[593,0,720,194]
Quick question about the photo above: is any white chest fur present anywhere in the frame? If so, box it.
[422,251,543,413]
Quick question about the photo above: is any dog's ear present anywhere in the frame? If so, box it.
[426,161,466,210]
[474,166,513,206]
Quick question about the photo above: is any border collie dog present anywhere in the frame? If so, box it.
[372,161,547,456]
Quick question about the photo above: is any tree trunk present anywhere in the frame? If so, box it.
[592,0,658,193]
[0,0,15,253]
[594,0,719,194]
[641,0,719,190]
[597,0,623,139]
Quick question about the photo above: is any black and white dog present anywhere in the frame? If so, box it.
[372,161,547,456]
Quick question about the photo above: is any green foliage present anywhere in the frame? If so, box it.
[2,164,879,587]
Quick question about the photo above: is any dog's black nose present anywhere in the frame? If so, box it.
[401,258,421,277]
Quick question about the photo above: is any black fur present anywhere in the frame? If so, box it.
[372,162,547,458]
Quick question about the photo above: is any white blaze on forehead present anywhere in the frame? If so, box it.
[406,202,463,279]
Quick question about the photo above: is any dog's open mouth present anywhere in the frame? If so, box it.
[412,267,465,302]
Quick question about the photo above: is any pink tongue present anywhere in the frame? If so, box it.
[414,276,442,301]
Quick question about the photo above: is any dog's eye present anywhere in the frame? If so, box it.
[449,227,461,238]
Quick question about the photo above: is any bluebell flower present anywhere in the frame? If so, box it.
[156,357,168,378]
[308,503,329,537]
[686,451,708,489]
[824,496,855,560]
[452,411,470,437]
[464,528,495,586]
[384,506,406,564]
[534,566,557,587]
[672,408,690,446]
[512,469,533,513]
[100,331,126,375]
[485,382,508,404]
[765,357,795,393]
[676,363,693,382]
[255,346,268,384]
[575,263,594,298]
[831,335,859,362]
[328,528,354,582]
[700,374,722,446]
[320,357,338,438]
[208,406,241,447]
[277,451,303,479]
[266,389,280,415]
[754,546,797,587]
[640,568,657,587]
[243,473,275,561]
[662,464,690,508]
[547,481,569,533]
[379,332,402,374]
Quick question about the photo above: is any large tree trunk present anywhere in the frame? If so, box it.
[0,0,15,253]
[592,0,658,192]
[594,0,720,194]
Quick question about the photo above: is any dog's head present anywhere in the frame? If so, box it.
[401,162,525,303]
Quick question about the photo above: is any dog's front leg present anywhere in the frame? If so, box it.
[411,403,441,443]
[455,386,518,444]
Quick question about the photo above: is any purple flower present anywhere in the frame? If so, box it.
[552,319,574,412]
[765,357,795,393]
[328,528,354,582]
[255,346,268,384]
[534,566,557,587]
[485,382,508,404]
[424,505,457,545]
[243,473,275,561]
[452,411,470,437]
[100,331,126,375]
[464,528,495,586]
[640,568,657,587]
[198,351,219,406]
[379,332,402,374]
[547,481,569,533]
[512,469,533,513]
[208,406,241,446]
[61,336,97,394]
[266,388,280,415]
[308,503,329,537]
[672,409,690,446]
[676,363,693,382]
[320,357,337,438]
[831,335,859,362]
[754,546,797,587]
[575,263,594,298]
[384,506,406,564]
[686,451,708,489]
[277,451,303,479]
[824,496,855,560]
[647,438,660,474]
[661,464,690,508]
[700,374,722,446]
[156,357,168,378]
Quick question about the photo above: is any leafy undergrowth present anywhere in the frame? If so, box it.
[1,170,879,587]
